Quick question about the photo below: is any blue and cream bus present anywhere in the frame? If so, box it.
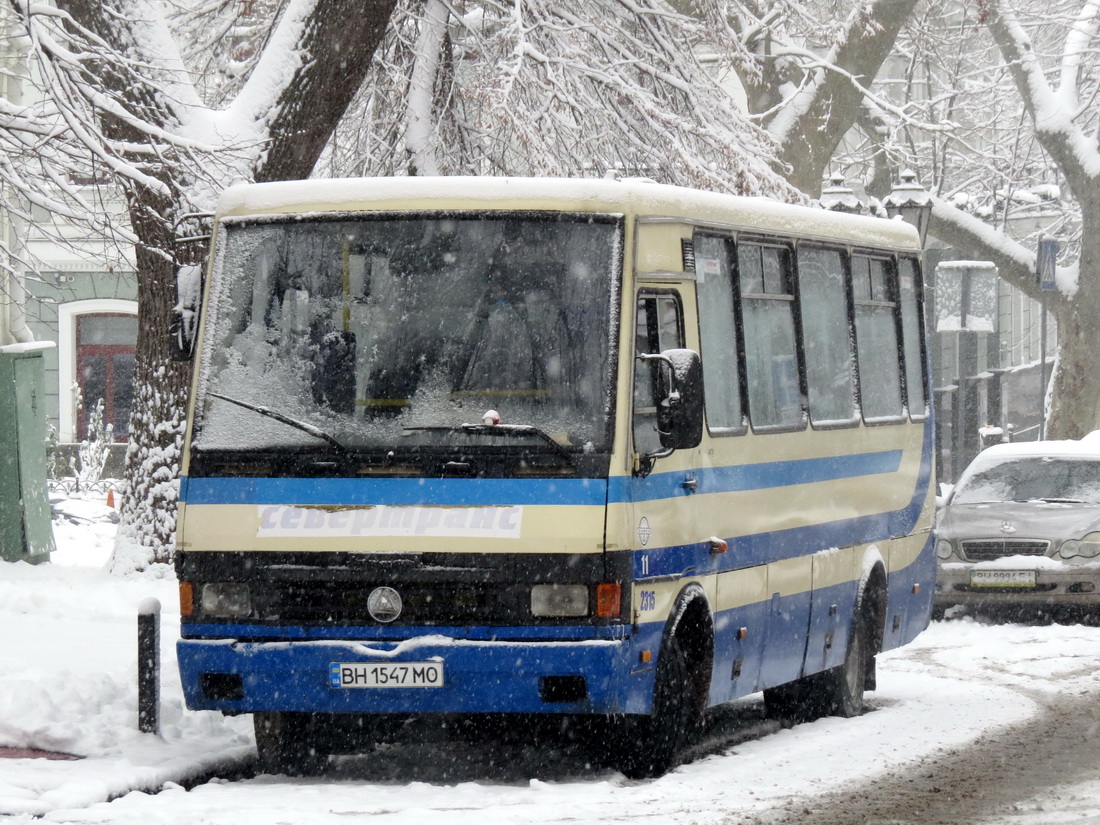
[174,176,935,777]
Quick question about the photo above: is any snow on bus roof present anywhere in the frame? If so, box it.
[215,176,921,249]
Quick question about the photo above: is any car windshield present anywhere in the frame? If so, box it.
[193,213,621,455]
[953,455,1100,505]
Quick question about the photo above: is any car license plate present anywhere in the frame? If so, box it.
[969,570,1037,588]
[329,661,444,689]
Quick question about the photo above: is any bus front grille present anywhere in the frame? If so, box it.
[256,581,525,625]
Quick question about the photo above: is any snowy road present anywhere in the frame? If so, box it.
[6,502,1100,824]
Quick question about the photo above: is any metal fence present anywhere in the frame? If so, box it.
[47,477,120,496]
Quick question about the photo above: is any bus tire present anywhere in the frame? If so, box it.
[614,635,692,779]
[815,607,868,718]
[763,608,868,722]
[254,712,328,776]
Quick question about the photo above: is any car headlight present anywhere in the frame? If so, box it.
[1060,536,1100,559]
[531,584,588,617]
[200,582,252,617]
[936,539,955,560]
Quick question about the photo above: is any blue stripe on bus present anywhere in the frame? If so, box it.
[180,449,904,508]
[633,512,900,579]
[632,425,934,578]
[610,449,903,503]
[181,475,610,507]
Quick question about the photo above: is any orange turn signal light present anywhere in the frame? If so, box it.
[596,583,622,618]
[179,582,194,617]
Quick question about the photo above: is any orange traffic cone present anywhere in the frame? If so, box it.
[106,488,115,508]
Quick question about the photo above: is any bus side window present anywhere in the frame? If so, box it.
[898,257,929,419]
[797,245,857,426]
[852,254,904,420]
[695,233,746,433]
[633,292,684,455]
[737,242,803,430]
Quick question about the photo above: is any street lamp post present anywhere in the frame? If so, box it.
[820,172,863,214]
[883,170,933,247]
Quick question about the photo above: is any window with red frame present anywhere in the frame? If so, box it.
[76,314,137,442]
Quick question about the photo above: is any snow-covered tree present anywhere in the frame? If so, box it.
[715,0,1100,440]
[888,0,1100,439]
[323,0,802,199]
[723,0,923,196]
[4,0,397,568]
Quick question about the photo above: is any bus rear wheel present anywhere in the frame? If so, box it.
[764,609,868,722]
[815,608,868,718]
[253,712,328,776]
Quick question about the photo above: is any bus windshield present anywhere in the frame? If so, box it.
[193,213,621,457]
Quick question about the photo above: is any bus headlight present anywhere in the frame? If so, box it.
[200,583,252,618]
[531,584,588,617]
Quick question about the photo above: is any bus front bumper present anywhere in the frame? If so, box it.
[177,634,649,716]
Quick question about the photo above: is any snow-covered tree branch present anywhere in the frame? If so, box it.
[4,0,398,569]
[326,0,800,200]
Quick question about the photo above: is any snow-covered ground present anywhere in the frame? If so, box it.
[4,489,1100,824]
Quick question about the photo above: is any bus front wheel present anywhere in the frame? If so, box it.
[254,712,328,776]
[611,635,694,779]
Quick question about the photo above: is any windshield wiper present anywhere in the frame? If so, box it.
[404,423,573,459]
[206,392,347,450]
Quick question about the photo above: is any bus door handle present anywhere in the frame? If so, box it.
[682,476,698,492]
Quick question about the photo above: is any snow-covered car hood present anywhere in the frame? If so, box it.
[938,500,1100,542]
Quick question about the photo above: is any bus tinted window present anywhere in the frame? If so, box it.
[898,257,928,418]
[797,246,857,425]
[695,234,744,433]
[853,254,903,420]
[738,243,802,429]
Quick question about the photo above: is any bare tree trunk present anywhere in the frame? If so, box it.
[111,185,190,567]
[1046,235,1100,439]
[752,0,919,196]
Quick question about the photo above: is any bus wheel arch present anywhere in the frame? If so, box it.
[661,583,714,728]
[612,583,714,778]
[858,552,889,692]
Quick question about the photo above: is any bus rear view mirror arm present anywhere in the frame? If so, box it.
[638,348,704,452]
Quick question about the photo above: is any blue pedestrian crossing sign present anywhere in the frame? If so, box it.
[1038,238,1058,290]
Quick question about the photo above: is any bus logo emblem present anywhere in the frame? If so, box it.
[368,587,403,623]
[637,517,652,547]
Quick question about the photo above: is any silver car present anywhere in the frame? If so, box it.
[935,440,1100,614]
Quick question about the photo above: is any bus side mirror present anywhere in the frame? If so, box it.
[169,306,197,361]
[643,348,703,451]
[170,264,204,362]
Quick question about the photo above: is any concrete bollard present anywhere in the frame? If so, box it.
[138,597,161,734]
